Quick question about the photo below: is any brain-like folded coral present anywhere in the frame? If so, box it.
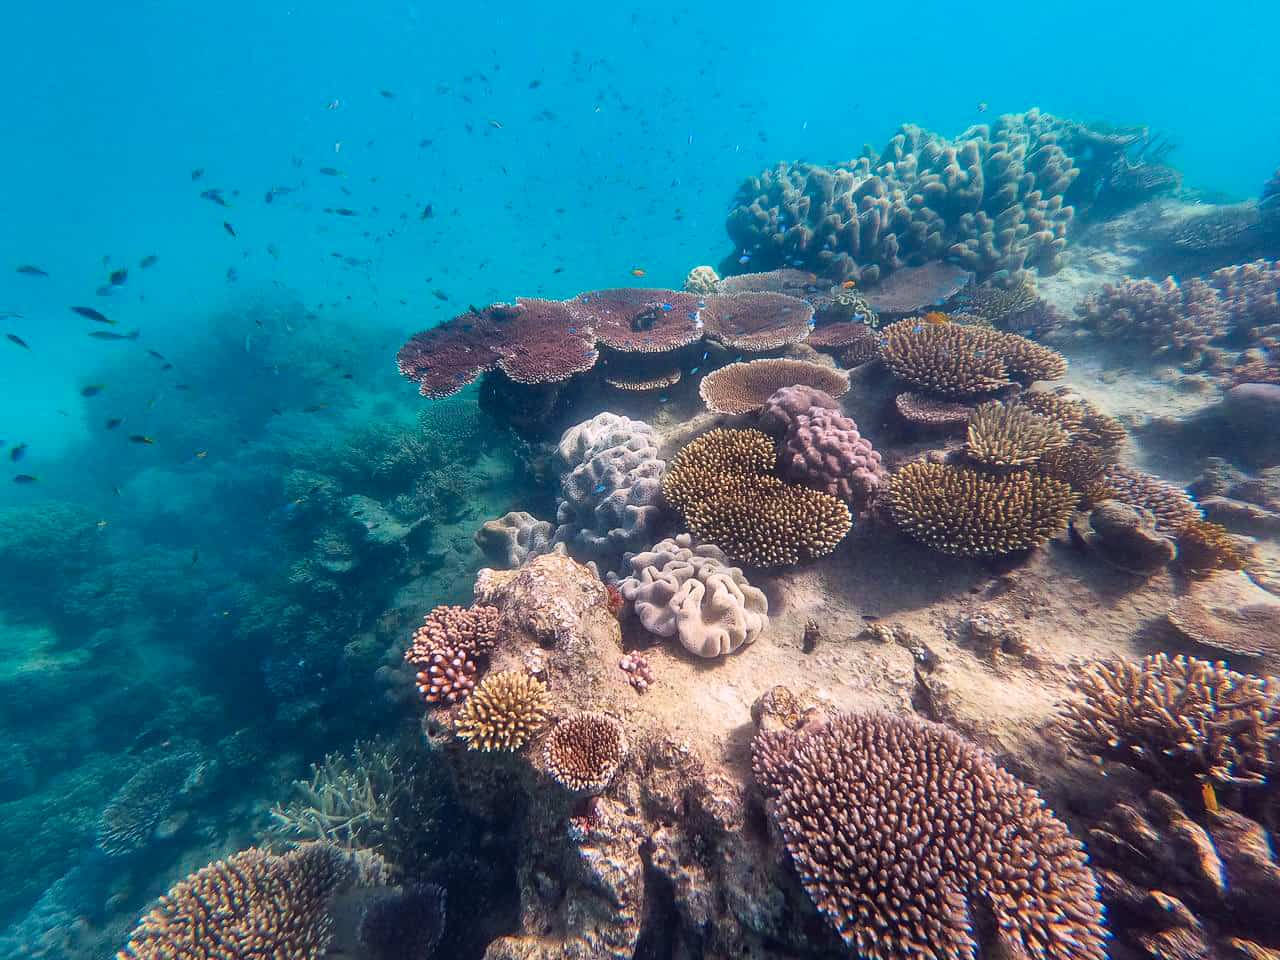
[778,405,885,511]
[699,358,849,415]
[752,711,1107,960]
[1062,653,1280,790]
[726,109,1094,286]
[879,317,1066,397]
[542,713,628,793]
[118,843,365,960]
[552,413,665,573]
[965,399,1068,470]
[454,670,549,752]
[617,534,768,657]
[887,460,1078,556]
[661,429,852,566]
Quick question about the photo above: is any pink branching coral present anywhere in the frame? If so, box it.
[619,652,654,692]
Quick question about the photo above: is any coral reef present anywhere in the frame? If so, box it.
[1103,465,1202,532]
[700,292,815,351]
[894,390,977,430]
[756,383,840,435]
[407,603,502,661]
[806,319,881,366]
[661,428,852,566]
[777,404,885,510]
[965,399,1068,470]
[753,711,1107,960]
[454,670,549,752]
[683,265,719,293]
[616,534,768,658]
[698,358,848,415]
[879,317,1067,397]
[857,261,973,315]
[96,751,208,858]
[1175,518,1253,574]
[887,460,1078,557]
[552,412,666,574]
[1036,443,1109,503]
[475,511,553,568]
[1070,500,1176,573]
[542,713,628,793]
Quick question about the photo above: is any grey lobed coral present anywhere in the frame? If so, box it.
[617,534,768,658]
[474,510,553,568]
[552,413,666,575]
[726,108,1092,287]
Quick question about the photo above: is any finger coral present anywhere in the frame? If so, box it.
[887,460,1077,556]
[698,358,848,415]
[406,604,502,663]
[965,400,1067,470]
[542,713,628,793]
[879,318,1066,398]
[617,534,768,657]
[117,843,364,960]
[662,429,852,566]
[752,711,1106,960]
[1061,653,1280,789]
[454,670,549,752]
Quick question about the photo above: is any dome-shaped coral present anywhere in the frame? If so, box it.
[887,460,1078,557]
[406,604,501,664]
[698,359,848,415]
[1175,518,1252,573]
[757,385,840,436]
[542,713,628,793]
[879,318,1066,397]
[753,711,1106,960]
[617,534,768,657]
[779,406,884,511]
[683,265,720,294]
[454,670,549,752]
[660,428,775,514]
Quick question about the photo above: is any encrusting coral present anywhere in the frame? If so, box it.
[616,534,769,658]
[752,711,1107,960]
[965,399,1068,470]
[661,428,852,566]
[886,460,1078,557]
[454,670,550,752]
[698,358,849,415]
[542,713,628,793]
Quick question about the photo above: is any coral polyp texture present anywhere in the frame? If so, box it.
[700,291,815,351]
[857,261,973,316]
[1061,653,1280,789]
[752,711,1107,960]
[542,713,628,793]
[1102,465,1202,532]
[454,670,549,752]
[725,109,1096,286]
[97,752,206,858]
[617,534,768,658]
[698,358,849,415]
[117,843,362,960]
[1175,518,1252,573]
[413,645,478,706]
[887,460,1078,557]
[406,603,502,663]
[879,318,1066,398]
[474,510,553,568]
[965,400,1068,470]
[661,428,852,566]
[893,390,977,429]
[757,384,840,435]
[778,405,885,510]
[806,319,881,366]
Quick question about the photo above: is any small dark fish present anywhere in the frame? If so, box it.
[146,349,167,360]
[6,333,30,349]
[528,79,541,89]
[105,418,123,430]
[318,167,343,176]
[89,329,140,341]
[16,264,48,277]
[420,203,434,220]
[433,289,449,301]
[200,188,227,206]
[11,443,27,461]
[326,207,359,216]
[225,267,238,283]
[72,306,114,324]
[128,434,154,445]
[109,268,128,286]
[302,403,328,413]
[174,384,191,391]
[80,384,105,397]
[139,254,159,269]
[191,548,200,565]
[190,168,204,181]
[418,138,433,148]
[223,221,236,237]
[94,284,114,297]
[12,474,37,484]
[379,89,395,99]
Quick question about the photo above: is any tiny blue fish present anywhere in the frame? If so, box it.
[568,326,577,333]
[697,300,706,308]
[659,395,669,403]
[738,254,751,264]
[686,310,699,320]
[913,323,924,333]
[594,482,607,494]
[689,366,699,374]
[701,351,708,361]
[660,303,672,312]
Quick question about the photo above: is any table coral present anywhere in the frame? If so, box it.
[698,358,848,415]
[879,318,1066,398]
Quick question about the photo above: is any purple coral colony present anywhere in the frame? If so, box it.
[92,107,1280,960]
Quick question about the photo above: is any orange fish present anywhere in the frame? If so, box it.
[841,280,857,289]
[921,311,951,325]
[630,267,646,278]
[1201,781,1219,813]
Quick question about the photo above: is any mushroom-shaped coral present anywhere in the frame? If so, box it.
[117,843,365,960]
[1102,465,1202,533]
[616,534,768,658]
[779,406,884,511]
[662,429,852,566]
[1061,653,1280,789]
[752,711,1107,960]
[698,359,848,415]
[542,712,628,793]
[454,670,549,752]
[965,400,1068,470]
[887,460,1078,557]
[879,318,1066,397]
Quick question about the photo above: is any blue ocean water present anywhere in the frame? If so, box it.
[1,1,1279,956]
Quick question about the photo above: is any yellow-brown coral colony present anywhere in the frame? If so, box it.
[454,670,549,752]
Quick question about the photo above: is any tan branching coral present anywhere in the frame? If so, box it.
[965,400,1068,469]
[753,712,1107,960]
[879,318,1067,398]
[454,670,549,752]
[887,460,1078,557]
[406,604,501,663]
[542,713,628,793]
[698,359,848,415]
[1037,443,1109,503]
[662,429,851,566]
[1018,389,1126,456]
[1175,518,1253,573]
[1061,653,1280,789]
[1103,465,1202,532]
[118,843,362,960]
[98,752,206,857]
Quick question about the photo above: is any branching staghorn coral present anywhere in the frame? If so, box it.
[965,400,1067,470]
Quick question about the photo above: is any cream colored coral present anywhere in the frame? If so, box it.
[618,534,768,657]
[683,265,720,294]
